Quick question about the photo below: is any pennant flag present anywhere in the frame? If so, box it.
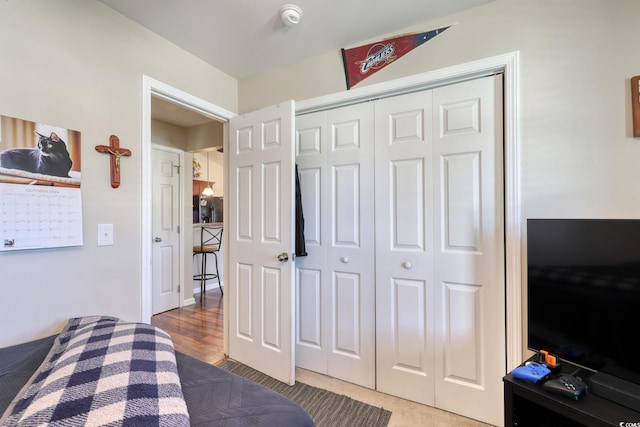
[341,26,451,89]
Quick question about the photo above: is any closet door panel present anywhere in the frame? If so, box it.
[298,167,322,245]
[325,103,375,389]
[432,75,504,426]
[392,158,425,249]
[442,282,482,381]
[441,152,481,251]
[295,113,328,372]
[297,267,324,376]
[375,90,435,405]
[294,103,375,389]
[392,278,428,370]
[333,164,360,246]
[332,271,361,355]
[439,151,483,381]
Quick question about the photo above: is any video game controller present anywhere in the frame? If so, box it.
[512,361,551,383]
[543,374,588,400]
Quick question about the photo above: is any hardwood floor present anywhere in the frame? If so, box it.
[151,289,225,365]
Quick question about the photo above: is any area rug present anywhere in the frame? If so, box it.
[216,359,391,427]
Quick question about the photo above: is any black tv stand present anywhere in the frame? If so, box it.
[504,357,640,426]
[590,371,640,412]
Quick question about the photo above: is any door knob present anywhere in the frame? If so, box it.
[277,252,289,262]
[402,261,412,269]
[341,257,350,264]
[154,237,162,242]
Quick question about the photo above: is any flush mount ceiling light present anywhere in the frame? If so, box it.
[280,4,303,26]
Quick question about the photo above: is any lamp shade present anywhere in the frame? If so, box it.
[202,185,214,196]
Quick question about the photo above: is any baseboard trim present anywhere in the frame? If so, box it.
[192,281,224,294]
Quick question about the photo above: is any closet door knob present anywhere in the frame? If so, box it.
[402,262,412,270]
[341,257,350,264]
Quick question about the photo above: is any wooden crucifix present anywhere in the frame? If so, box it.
[95,135,131,188]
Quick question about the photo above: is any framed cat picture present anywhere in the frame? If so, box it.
[0,115,83,251]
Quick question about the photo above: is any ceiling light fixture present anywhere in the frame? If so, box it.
[280,4,302,27]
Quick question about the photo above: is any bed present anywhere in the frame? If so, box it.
[0,316,314,426]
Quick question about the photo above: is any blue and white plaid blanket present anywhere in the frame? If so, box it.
[1,316,190,426]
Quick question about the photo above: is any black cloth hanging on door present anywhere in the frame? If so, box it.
[295,164,307,257]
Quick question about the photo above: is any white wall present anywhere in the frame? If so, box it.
[0,0,237,347]
[3,0,639,355]
[239,0,640,217]
[238,0,640,357]
[239,0,640,216]
[186,121,224,152]
[152,119,188,151]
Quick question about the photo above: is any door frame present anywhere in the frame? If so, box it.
[141,76,235,329]
[296,51,521,371]
[140,50,521,369]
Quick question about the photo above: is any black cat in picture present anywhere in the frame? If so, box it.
[0,131,72,177]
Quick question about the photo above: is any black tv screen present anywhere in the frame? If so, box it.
[527,219,640,385]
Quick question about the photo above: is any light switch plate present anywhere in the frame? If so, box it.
[98,224,114,246]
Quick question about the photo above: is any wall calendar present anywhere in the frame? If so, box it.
[0,115,83,251]
[1,184,83,250]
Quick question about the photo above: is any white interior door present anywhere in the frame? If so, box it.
[228,101,296,385]
[152,147,181,314]
[295,102,376,389]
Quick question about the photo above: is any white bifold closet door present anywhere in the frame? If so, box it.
[295,75,504,426]
[295,102,376,389]
[375,75,504,425]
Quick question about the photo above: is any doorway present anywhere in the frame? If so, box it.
[142,76,235,360]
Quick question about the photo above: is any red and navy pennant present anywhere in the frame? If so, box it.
[341,26,451,89]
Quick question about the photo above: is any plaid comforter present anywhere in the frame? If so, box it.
[1,316,190,426]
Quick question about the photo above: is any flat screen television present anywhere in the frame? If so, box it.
[527,218,640,387]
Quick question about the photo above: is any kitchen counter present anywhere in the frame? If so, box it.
[193,222,223,227]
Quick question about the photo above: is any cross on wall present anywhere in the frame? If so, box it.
[95,135,131,188]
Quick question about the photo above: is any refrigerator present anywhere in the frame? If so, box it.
[193,195,223,223]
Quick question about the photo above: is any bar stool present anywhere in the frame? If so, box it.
[193,226,223,300]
